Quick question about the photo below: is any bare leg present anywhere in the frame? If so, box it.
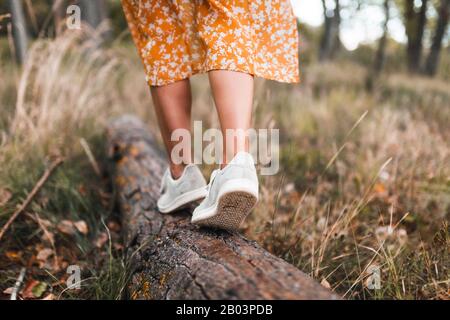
[151,79,192,179]
[208,70,254,166]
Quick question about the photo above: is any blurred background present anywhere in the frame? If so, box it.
[0,0,449,300]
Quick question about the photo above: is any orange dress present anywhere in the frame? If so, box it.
[121,0,299,86]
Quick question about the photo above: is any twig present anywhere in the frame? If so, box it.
[80,138,101,177]
[10,267,26,300]
[0,158,64,241]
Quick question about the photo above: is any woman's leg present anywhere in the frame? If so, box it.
[192,70,257,229]
[151,79,192,179]
[208,70,254,166]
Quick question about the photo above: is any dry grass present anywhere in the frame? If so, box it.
[0,29,154,299]
[0,30,448,299]
[245,64,450,299]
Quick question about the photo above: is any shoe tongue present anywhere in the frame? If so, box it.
[229,152,254,166]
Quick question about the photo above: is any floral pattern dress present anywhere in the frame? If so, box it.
[121,0,299,86]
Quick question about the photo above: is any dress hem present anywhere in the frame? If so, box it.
[147,66,300,87]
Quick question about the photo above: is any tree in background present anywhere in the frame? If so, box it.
[52,0,66,35]
[36,0,111,38]
[319,0,341,61]
[374,0,391,75]
[367,0,391,91]
[7,0,29,64]
[404,0,429,73]
[78,0,110,40]
[423,0,450,76]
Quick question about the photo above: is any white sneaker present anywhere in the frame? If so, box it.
[157,164,208,213]
[191,152,259,231]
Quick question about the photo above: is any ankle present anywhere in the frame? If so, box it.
[170,163,187,180]
[222,149,250,168]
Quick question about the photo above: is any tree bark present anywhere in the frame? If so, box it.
[78,0,103,29]
[7,0,29,65]
[423,0,450,76]
[78,0,111,41]
[405,0,429,73]
[53,0,67,36]
[373,0,390,76]
[330,0,341,59]
[366,0,390,92]
[319,0,341,61]
[319,0,332,61]
[106,115,340,300]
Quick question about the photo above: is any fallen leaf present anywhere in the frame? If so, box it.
[374,182,387,194]
[78,184,87,195]
[94,232,108,248]
[364,264,381,290]
[57,220,76,235]
[284,183,295,193]
[3,287,14,295]
[36,248,53,266]
[5,251,22,261]
[107,221,121,232]
[0,188,12,206]
[397,228,408,245]
[41,293,55,300]
[21,280,40,299]
[98,189,111,201]
[321,278,331,289]
[59,260,69,270]
[375,225,394,241]
[74,220,88,235]
[379,170,390,181]
[317,217,327,231]
[41,231,55,244]
[39,196,50,207]
[129,145,140,157]
[32,282,48,298]
[113,243,124,251]
[38,218,53,228]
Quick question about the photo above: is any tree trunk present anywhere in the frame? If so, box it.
[366,0,390,92]
[106,115,340,300]
[319,0,341,61]
[405,0,429,73]
[373,0,390,76]
[319,1,333,61]
[423,0,450,76]
[78,0,102,29]
[329,0,341,59]
[7,0,29,65]
[78,0,111,41]
[53,0,66,36]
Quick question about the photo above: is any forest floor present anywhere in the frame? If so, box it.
[0,32,449,299]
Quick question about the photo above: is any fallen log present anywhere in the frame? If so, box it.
[106,115,339,300]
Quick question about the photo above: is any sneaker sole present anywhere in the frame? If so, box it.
[158,187,208,214]
[192,180,258,231]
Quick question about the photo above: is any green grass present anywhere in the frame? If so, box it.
[0,132,129,299]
